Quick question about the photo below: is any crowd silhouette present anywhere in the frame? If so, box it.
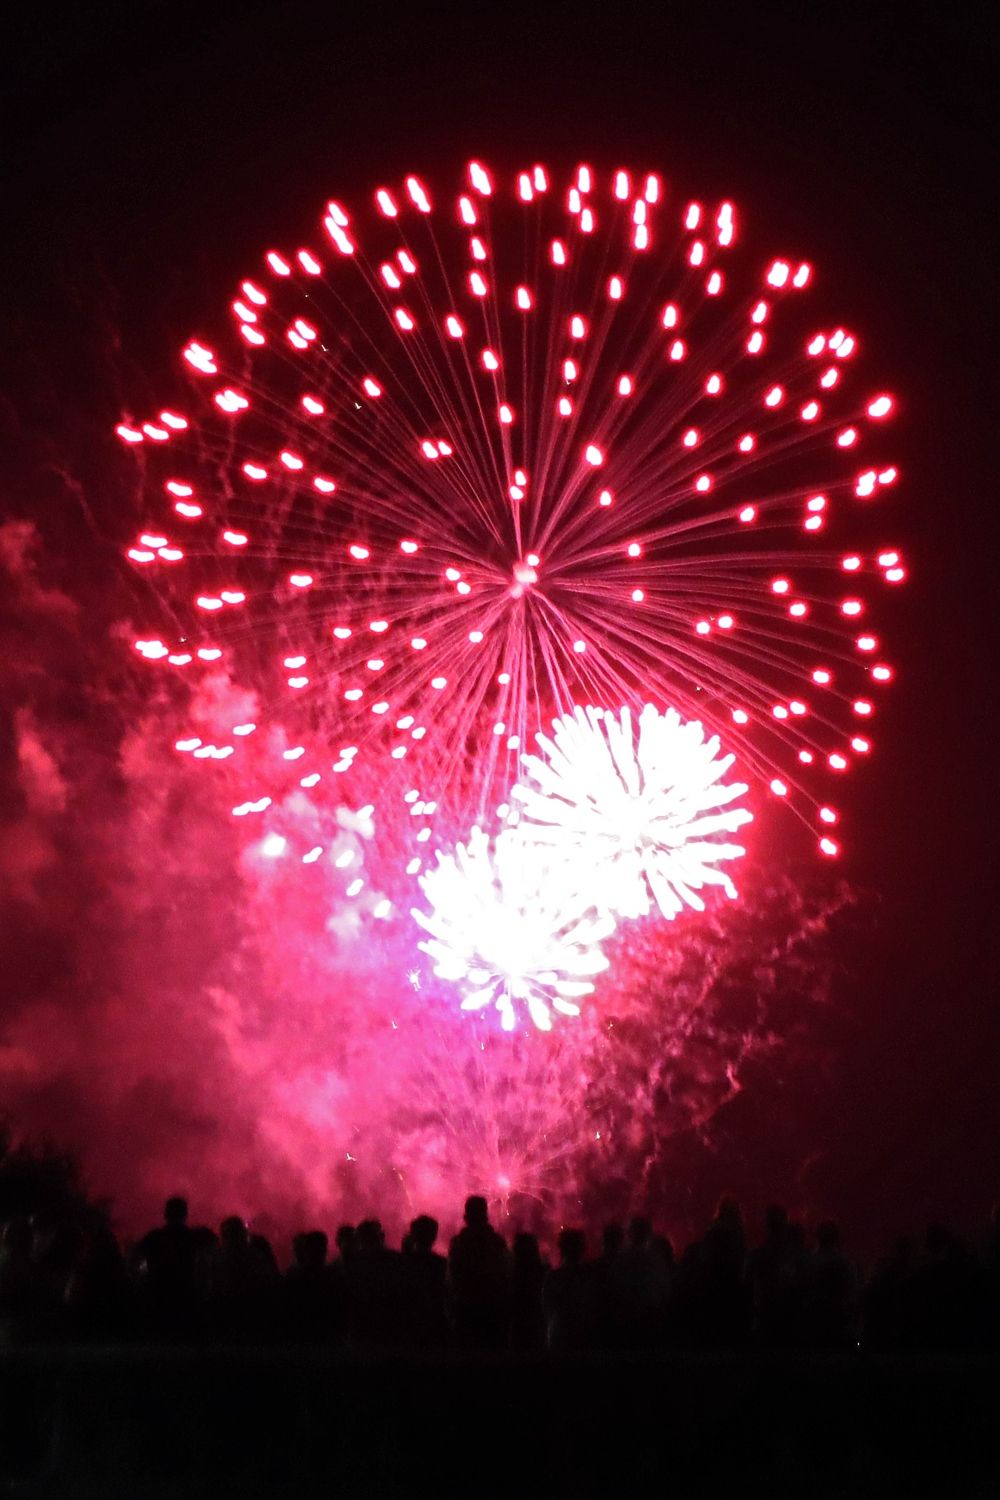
[3,1189,1000,1354]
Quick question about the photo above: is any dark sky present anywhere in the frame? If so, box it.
[2,1,998,1239]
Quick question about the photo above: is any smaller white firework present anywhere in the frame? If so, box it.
[412,826,614,1032]
[512,705,752,921]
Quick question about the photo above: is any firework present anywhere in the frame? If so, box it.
[413,826,614,1032]
[512,704,752,920]
[121,160,902,872]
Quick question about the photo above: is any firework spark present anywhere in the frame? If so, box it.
[413,826,614,1031]
[513,704,752,920]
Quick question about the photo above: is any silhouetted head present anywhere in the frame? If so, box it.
[715,1196,743,1231]
[335,1224,356,1259]
[764,1204,789,1241]
[164,1197,188,1228]
[558,1228,586,1267]
[408,1215,438,1253]
[651,1233,675,1268]
[220,1216,249,1252]
[627,1215,652,1249]
[464,1195,489,1229]
[513,1232,542,1268]
[292,1230,327,1270]
[817,1220,841,1252]
[356,1218,385,1252]
[602,1223,624,1257]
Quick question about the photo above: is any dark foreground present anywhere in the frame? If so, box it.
[3,1345,1000,1498]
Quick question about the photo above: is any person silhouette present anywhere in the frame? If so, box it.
[448,1195,509,1349]
[402,1214,448,1347]
[133,1196,198,1339]
[544,1229,596,1352]
[510,1233,548,1351]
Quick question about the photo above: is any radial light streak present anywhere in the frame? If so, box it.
[120,158,903,876]
[513,704,752,920]
[413,827,614,1032]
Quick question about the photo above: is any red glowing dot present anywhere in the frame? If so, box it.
[867,395,893,418]
[819,837,839,857]
[770,779,788,797]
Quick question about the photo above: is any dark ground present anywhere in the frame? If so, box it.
[2,1344,1000,1497]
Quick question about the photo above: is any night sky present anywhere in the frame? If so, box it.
[2,2,998,1248]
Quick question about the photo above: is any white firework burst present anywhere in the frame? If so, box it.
[512,705,752,920]
[412,826,614,1033]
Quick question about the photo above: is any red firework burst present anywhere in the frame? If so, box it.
[119,159,903,870]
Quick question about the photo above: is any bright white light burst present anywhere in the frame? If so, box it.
[413,826,614,1032]
[513,705,753,921]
